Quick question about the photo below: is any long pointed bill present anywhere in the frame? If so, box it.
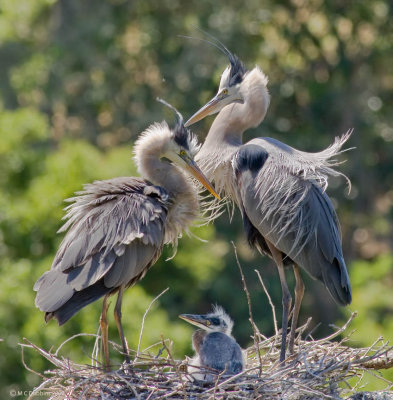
[184,157,220,200]
[179,314,211,329]
[185,94,223,127]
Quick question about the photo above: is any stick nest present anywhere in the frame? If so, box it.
[23,312,393,400]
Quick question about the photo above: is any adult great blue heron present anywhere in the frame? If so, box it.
[185,45,352,362]
[180,306,244,381]
[34,103,219,369]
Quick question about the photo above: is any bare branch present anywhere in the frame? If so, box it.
[255,268,278,336]
[137,287,169,356]
[231,241,263,376]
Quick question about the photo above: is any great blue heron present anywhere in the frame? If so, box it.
[179,305,244,381]
[185,43,352,362]
[34,101,219,369]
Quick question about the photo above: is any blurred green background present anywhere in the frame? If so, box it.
[0,0,392,396]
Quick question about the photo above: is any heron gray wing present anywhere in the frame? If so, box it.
[199,332,244,374]
[35,177,168,315]
[53,177,167,272]
[33,269,74,312]
[103,241,159,288]
[234,139,351,305]
[230,344,244,374]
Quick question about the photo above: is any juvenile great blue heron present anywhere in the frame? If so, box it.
[179,306,244,381]
[185,44,352,362]
[34,102,219,369]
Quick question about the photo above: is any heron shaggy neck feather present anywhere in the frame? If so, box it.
[134,122,200,243]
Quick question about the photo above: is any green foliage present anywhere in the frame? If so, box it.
[0,0,55,42]
[0,0,392,396]
[0,107,49,191]
[344,255,393,389]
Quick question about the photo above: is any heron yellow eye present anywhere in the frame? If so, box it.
[180,150,187,157]
[222,89,228,95]
[206,320,211,326]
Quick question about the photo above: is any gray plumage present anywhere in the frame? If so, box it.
[185,46,352,361]
[34,115,219,368]
[234,135,352,305]
[198,331,243,376]
[180,305,244,381]
[34,177,167,324]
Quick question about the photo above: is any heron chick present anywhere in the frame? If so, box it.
[34,103,219,370]
[180,306,244,381]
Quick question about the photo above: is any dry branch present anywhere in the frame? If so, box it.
[23,257,393,399]
[232,241,263,376]
[23,314,393,400]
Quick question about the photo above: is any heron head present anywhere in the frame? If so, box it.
[133,99,219,199]
[185,53,247,127]
[179,305,234,335]
[161,124,219,200]
[156,99,220,200]
[185,48,269,128]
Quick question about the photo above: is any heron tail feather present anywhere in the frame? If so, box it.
[323,257,352,306]
[45,280,112,325]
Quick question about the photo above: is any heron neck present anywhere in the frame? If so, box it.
[197,106,245,163]
[196,81,267,199]
[141,156,199,243]
[195,109,244,199]
[207,110,244,147]
[143,157,186,195]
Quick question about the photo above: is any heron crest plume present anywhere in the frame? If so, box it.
[155,97,200,156]
[181,30,246,86]
[184,31,268,118]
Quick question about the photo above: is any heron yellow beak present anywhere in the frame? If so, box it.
[185,88,244,127]
[184,94,224,127]
[182,155,220,200]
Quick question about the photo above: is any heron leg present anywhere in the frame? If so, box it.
[288,264,305,355]
[114,285,130,364]
[100,294,110,371]
[266,240,292,362]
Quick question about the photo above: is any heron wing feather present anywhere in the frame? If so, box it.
[34,269,74,313]
[103,241,159,288]
[199,332,243,374]
[235,137,352,305]
[52,177,167,273]
[34,177,168,313]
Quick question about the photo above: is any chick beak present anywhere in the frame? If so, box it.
[179,314,211,329]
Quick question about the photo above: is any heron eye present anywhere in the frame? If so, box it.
[222,89,228,95]
[206,320,211,326]
[179,150,187,157]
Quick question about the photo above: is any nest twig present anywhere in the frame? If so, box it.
[23,254,393,399]
[21,313,393,400]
